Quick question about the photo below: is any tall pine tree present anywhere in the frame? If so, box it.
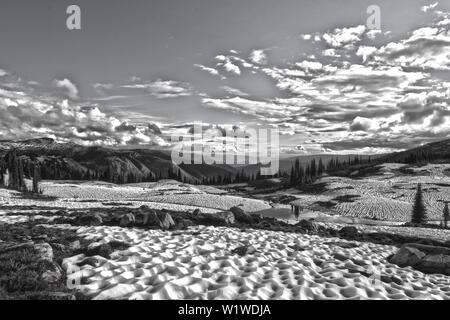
[411,183,427,224]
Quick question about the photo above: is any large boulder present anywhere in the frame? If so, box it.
[137,207,161,227]
[389,245,426,267]
[197,211,235,226]
[389,243,450,276]
[119,213,135,227]
[157,211,175,230]
[338,226,359,238]
[230,206,252,224]
[85,243,113,259]
[79,213,103,226]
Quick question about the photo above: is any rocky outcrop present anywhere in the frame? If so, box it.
[230,206,253,224]
[389,243,450,276]
[338,226,359,237]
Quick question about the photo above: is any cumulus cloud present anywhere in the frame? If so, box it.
[350,117,380,132]
[215,55,241,74]
[0,69,169,147]
[249,49,268,65]
[196,6,450,154]
[123,79,194,99]
[322,25,366,48]
[194,64,219,76]
[53,78,79,99]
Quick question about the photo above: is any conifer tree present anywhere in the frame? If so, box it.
[411,183,427,224]
[443,202,449,228]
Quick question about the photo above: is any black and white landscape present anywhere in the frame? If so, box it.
[0,0,450,300]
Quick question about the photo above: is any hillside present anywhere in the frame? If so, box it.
[381,139,450,164]
[0,138,243,183]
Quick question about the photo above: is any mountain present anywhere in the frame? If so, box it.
[0,138,241,183]
[379,139,450,164]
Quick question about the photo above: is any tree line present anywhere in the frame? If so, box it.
[0,150,41,194]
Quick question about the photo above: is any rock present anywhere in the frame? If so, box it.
[197,213,228,226]
[296,219,319,232]
[217,211,236,225]
[192,209,201,216]
[86,243,113,259]
[77,256,103,268]
[230,206,252,224]
[415,254,450,274]
[250,213,262,223]
[119,213,135,227]
[231,245,257,256]
[339,226,358,237]
[41,263,63,284]
[176,219,195,229]
[69,240,81,251]
[389,245,426,267]
[79,213,103,226]
[157,212,175,230]
[138,210,161,227]
[34,243,53,262]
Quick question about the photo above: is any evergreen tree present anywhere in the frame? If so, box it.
[32,161,40,194]
[411,183,427,224]
[443,202,449,228]
[318,158,324,176]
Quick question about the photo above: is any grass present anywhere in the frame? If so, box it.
[0,222,85,299]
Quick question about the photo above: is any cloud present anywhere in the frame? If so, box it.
[194,64,219,76]
[249,49,268,65]
[215,55,241,74]
[93,83,114,95]
[220,86,248,97]
[53,78,79,99]
[322,25,366,48]
[123,79,194,99]
[350,117,380,132]
[421,2,439,12]
[0,69,169,146]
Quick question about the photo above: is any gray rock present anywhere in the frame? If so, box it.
[389,243,450,276]
[157,211,175,230]
[69,240,81,251]
[230,206,252,224]
[119,213,135,227]
[41,263,63,284]
[217,211,236,225]
[86,243,113,258]
[34,243,53,262]
[339,226,358,237]
[415,254,450,275]
[80,213,103,226]
[389,245,426,267]
[137,207,161,227]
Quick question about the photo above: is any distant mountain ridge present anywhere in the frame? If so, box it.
[380,139,450,164]
[1,137,449,183]
[0,138,244,183]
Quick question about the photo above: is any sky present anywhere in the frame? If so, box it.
[0,0,449,155]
